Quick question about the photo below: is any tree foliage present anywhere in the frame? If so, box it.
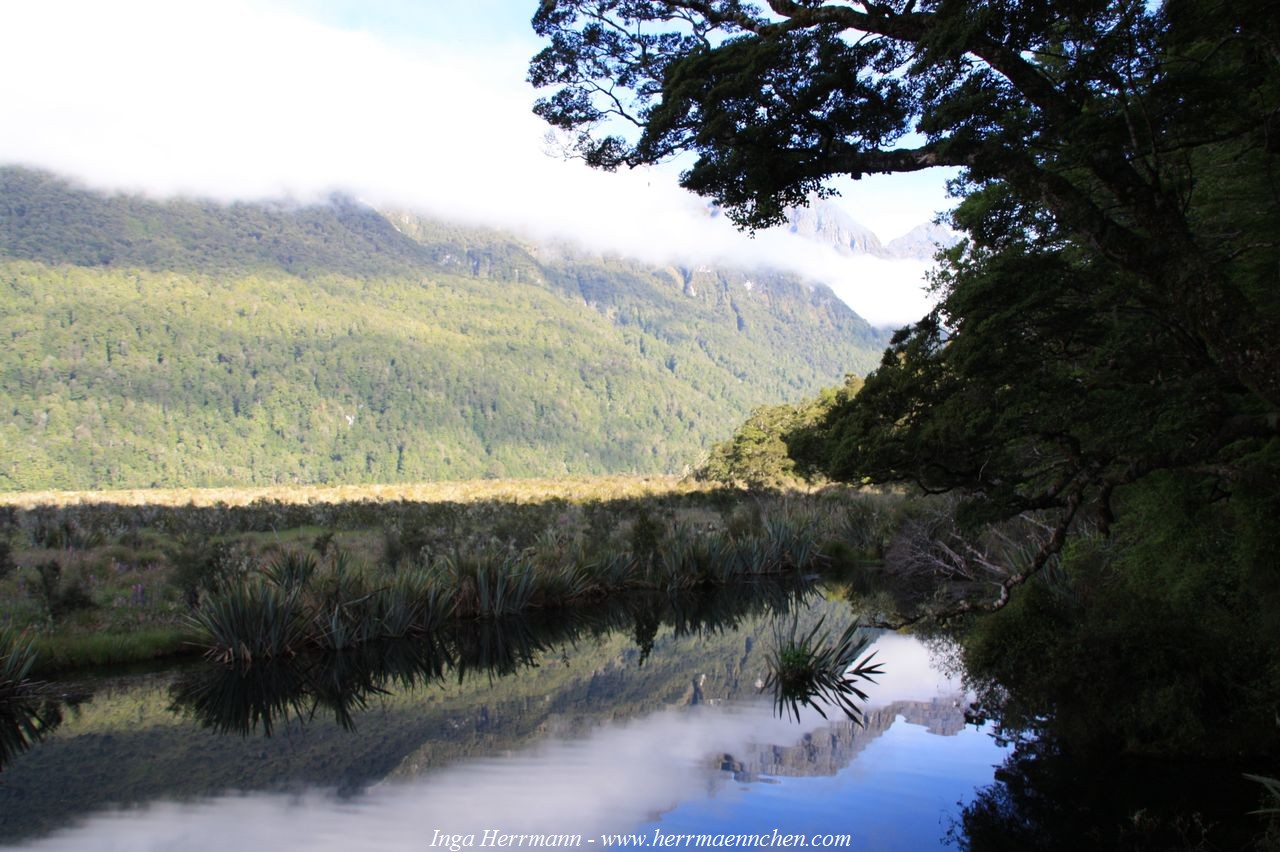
[531,0,1280,592]
[695,375,861,487]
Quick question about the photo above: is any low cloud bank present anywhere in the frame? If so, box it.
[1,0,945,326]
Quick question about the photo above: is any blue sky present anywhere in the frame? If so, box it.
[276,0,544,44]
[0,0,955,325]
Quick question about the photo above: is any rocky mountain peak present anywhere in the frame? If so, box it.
[783,200,885,257]
[884,221,959,260]
[780,198,958,262]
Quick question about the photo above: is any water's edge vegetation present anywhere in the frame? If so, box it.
[0,479,909,673]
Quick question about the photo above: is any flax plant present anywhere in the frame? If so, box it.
[0,626,39,699]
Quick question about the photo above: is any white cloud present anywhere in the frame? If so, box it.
[0,0,951,327]
[17,634,972,851]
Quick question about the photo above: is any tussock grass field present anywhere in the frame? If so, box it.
[0,474,706,510]
[0,475,904,674]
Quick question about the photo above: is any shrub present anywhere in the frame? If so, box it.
[0,540,14,582]
[32,559,97,620]
[168,537,252,609]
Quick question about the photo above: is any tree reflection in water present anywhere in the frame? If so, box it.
[950,731,1270,851]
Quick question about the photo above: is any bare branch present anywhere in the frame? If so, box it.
[873,492,1082,629]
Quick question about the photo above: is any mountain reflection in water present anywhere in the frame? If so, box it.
[0,583,1005,850]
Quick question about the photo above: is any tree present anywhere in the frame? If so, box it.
[531,0,1280,603]
[531,0,1277,395]
[695,375,862,487]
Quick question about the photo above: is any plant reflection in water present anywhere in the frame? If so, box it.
[762,615,883,723]
[168,578,836,738]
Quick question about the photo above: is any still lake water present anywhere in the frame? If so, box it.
[0,589,1008,851]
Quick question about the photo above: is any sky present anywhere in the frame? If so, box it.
[0,0,958,326]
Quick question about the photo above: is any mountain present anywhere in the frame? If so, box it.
[0,167,887,490]
[782,198,957,261]
[884,221,959,260]
[784,200,886,257]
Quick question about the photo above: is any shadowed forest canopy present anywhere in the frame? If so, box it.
[530,0,1280,769]
[531,0,1280,595]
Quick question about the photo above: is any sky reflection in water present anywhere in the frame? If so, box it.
[4,610,1009,851]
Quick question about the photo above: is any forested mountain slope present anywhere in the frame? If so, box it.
[0,168,885,489]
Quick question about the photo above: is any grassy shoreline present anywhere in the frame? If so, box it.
[30,627,201,675]
[0,476,905,675]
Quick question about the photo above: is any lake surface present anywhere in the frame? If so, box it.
[0,588,1009,850]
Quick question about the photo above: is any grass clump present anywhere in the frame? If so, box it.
[188,582,307,665]
[441,548,538,619]
[1,626,39,698]
[0,624,62,772]
[191,550,452,664]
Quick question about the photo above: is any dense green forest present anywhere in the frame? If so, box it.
[0,167,885,490]
[540,0,1280,778]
